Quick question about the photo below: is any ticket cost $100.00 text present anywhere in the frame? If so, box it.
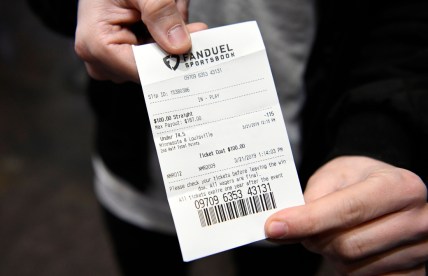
[133,21,304,262]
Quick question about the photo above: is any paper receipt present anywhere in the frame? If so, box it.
[132,21,304,262]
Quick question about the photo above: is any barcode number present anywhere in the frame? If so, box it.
[197,192,276,227]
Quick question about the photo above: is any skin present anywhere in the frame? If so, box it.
[74,0,207,83]
[265,156,428,275]
[74,2,428,274]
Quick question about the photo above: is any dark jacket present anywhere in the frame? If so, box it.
[301,0,428,185]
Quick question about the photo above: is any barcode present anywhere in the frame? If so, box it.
[197,192,277,227]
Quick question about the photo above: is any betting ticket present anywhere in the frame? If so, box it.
[132,21,304,261]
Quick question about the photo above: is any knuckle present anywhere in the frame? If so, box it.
[398,169,427,202]
[331,233,365,262]
[370,167,426,206]
[74,40,90,60]
[340,196,366,227]
[422,216,428,236]
[415,206,428,237]
[74,38,102,65]
[85,65,104,80]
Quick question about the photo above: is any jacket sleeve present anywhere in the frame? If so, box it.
[301,0,428,183]
[27,0,78,37]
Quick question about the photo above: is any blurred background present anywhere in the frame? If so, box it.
[0,1,121,275]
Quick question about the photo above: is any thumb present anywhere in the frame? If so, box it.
[138,0,191,54]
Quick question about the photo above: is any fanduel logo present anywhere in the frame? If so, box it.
[163,55,180,71]
[162,44,235,70]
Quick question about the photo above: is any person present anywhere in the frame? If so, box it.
[28,0,428,275]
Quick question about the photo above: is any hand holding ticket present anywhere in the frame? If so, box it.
[132,21,304,261]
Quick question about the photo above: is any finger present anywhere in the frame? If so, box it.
[77,24,141,82]
[303,204,428,261]
[175,0,190,22]
[187,22,209,33]
[75,0,143,82]
[337,240,428,276]
[80,22,207,83]
[265,168,425,240]
[304,156,391,203]
[382,265,426,276]
[138,0,191,54]
[86,45,139,83]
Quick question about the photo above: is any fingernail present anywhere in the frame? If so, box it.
[168,24,189,49]
[267,221,288,238]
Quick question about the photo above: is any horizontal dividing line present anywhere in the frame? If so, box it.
[155,106,272,135]
[149,78,265,104]
[153,89,267,116]
[168,154,285,184]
